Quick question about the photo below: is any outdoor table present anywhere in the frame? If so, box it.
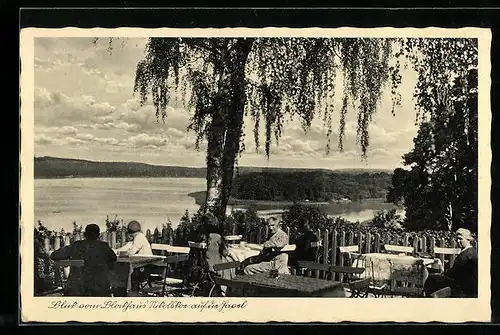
[223,273,347,297]
[350,252,442,284]
[111,254,166,292]
[227,244,262,262]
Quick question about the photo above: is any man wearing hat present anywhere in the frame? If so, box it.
[112,220,153,295]
[50,223,117,296]
[114,220,152,256]
[423,228,478,297]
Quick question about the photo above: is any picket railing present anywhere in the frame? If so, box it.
[38,226,464,276]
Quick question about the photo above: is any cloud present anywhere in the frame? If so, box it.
[126,133,168,148]
[35,134,53,145]
[76,133,94,141]
[59,126,78,135]
[35,87,115,126]
[93,137,120,146]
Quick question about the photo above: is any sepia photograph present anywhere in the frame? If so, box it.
[20,27,491,323]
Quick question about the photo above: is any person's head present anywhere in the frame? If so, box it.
[299,218,311,233]
[201,212,220,235]
[127,220,142,237]
[83,223,100,240]
[455,228,474,249]
[267,217,280,234]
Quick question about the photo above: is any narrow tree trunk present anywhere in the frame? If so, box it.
[205,102,226,216]
[218,39,254,223]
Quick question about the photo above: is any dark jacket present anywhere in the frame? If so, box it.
[50,240,117,296]
[291,230,319,267]
[445,247,478,297]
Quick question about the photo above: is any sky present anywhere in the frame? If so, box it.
[34,37,420,170]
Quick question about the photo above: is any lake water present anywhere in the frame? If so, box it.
[35,177,402,232]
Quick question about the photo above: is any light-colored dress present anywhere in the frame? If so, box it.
[205,233,236,280]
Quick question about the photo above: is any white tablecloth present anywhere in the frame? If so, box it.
[351,253,442,283]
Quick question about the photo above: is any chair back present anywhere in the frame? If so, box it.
[430,286,452,298]
[384,244,414,254]
[339,245,359,254]
[165,254,190,264]
[151,243,190,254]
[54,259,85,268]
[212,261,241,272]
[389,258,425,297]
[433,247,461,269]
[224,235,243,243]
[188,241,208,249]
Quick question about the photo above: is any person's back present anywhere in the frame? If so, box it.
[447,247,478,297]
[51,224,116,296]
[292,230,319,266]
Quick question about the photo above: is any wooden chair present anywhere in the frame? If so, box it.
[140,254,189,297]
[430,286,452,298]
[53,259,85,295]
[383,244,414,255]
[209,261,242,297]
[224,235,243,244]
[151,243,190,254]
[297,261,369,298]
[433,247,461,269]
[388,258,425,297]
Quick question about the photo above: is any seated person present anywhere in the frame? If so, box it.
[243,217,290,275]
[423,228,478,298]
[200,213,237,296]
[113,220,153,295]
[50,223,117,297]
[289,218,319,268]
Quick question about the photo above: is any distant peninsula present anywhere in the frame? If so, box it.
[34,156,393,179]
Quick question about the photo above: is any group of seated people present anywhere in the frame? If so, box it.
[49,214,478,298]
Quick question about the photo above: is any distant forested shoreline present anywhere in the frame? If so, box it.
[34,156,392,181]
[231,171,392,202]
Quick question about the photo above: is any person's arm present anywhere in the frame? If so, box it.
[263,230,288,249]
[114,241,133,253]
[50,245,72,261]
[104,244,118,269]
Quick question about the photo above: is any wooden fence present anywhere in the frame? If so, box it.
[38,226,465,279]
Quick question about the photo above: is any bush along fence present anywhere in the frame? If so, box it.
[34,224,472,295]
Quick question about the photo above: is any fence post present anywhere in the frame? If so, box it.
[374,233,381,253]
[357,233,363,256]
[403,233,410,247]
[365,232,372,254]
[54,235,61,251]
[111,231,117,249]
[161,227,168,244]
[338,230,346,282]
[286,227,290,239]
[381,232,388,247]
[322,229,329,265]
[265,226,269,240]
[331,230,338,279]
[121,229,127,248]
[153,228,159,244]
[394,234,400,246]
[75,232,82,241]
[422,236,427,254]
[450,239,458,268]
[146,229,152,242]
[430,237,436,257]
[44,237,51,254]
[412,235,419,255]
[64,235,71,247]
[439,238,446,266]
[348,231,354,247]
